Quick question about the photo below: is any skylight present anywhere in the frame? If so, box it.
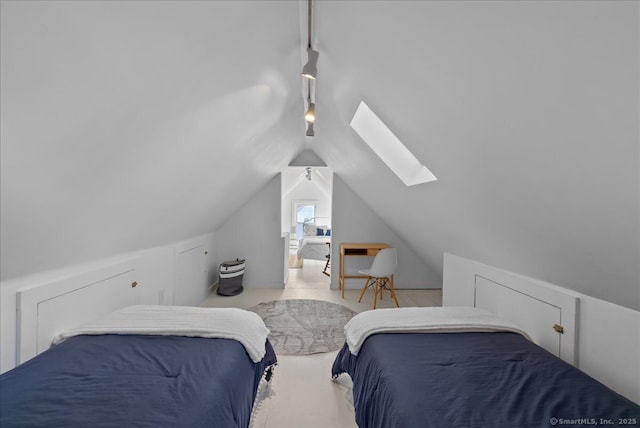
[350,101,437,187]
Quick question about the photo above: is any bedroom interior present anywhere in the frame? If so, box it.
[280,162,333,279]
[1,0,638,426]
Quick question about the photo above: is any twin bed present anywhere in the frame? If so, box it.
[331,306,639,427]
[0,305,277,428]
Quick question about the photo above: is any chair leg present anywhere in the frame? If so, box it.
[360,276,398,309]
[387,278,400,307]
[358,277,372,303]
[372,279,379,309]
[378,277,400,308]
[322,255,330,276]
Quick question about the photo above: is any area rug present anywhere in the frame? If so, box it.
[247,299,357,355]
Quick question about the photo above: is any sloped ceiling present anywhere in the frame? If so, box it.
[1,1,304,278]
[1,1,638,310]
[310,1,639,310]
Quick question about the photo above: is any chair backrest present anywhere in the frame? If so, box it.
[369,248,397,278]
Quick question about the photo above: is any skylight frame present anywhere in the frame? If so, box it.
[350,101,437,187]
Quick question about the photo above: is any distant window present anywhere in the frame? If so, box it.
[350,101,437,186]
[296,204,315,223]
[293,200,317,238]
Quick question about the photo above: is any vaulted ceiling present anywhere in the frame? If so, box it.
[1,1,638,310]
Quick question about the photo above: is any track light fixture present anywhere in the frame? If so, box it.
[301,0,318,80]
[302,47,319,80]
[306,121,315,137]
[304,102,316,123]
[305,167,312,181]
[302,0,317,133]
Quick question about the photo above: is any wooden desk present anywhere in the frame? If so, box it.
[339,243,391,298]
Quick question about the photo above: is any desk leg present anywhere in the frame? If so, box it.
[339,253,345,299]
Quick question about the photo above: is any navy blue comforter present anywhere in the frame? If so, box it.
[332,332,639,428]
[1,334,276,428]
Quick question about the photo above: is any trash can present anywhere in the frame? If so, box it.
[217,258,245,296]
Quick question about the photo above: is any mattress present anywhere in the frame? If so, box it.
[332,332,639,428]
[1,334,277,428]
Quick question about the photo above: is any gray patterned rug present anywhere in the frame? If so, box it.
[247,299,358,355]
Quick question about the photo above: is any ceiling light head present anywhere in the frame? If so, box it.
[304,102,316,123]
[306,122,315,137]
[305,167,312,180]
[301,48,319,80]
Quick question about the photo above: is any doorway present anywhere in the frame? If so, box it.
[281,167,332,288]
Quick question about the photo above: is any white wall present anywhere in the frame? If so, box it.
[0,232,218,374]
[331,175,440,289]
[215,174,285,289]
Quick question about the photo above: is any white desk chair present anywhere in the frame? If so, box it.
[357,247,399,309]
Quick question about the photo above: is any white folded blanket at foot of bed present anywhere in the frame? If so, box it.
[52,305,270,363]
[345,306,531,355]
